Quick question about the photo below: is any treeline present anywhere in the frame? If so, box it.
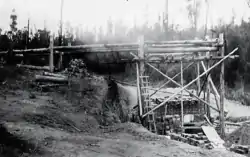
[1,9,250,89]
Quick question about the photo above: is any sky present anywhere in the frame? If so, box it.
[0,0,250,33]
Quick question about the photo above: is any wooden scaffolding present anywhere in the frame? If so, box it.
[133,34,238,138]
[2,33,239,138]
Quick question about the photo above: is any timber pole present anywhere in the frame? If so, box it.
[206,52,211,119]
[49,35,54,72]
[180,60,184,128]
[197,53,201,96]
[219,33,225,138]
[138,36,145,117]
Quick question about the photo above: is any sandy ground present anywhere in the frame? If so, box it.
[0,68,244,157]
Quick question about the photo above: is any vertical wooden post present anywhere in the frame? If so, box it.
[180,60,184,128]
[58,52,63,70]
[137,36,145,116]
[196,55,201,95]
[138,36,145,76]
[136,62,143,116]
[206,53,211,119]
[219,33,225,138]
[49,35,54,72]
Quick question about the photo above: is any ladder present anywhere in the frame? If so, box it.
[140,75,157,133]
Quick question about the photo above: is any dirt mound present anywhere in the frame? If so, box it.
[0,124,41,157]
[226,123,250,145]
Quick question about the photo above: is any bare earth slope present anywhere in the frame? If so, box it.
[0,67,243,157]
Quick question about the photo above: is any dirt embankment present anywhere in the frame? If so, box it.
[0,66,243,157]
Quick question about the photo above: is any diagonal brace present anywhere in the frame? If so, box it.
[201,61,220,110]
[147,63,219,112]
[150,62,195,97]
[142,47,238,118]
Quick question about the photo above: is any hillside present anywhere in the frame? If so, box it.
[0,66,243,157]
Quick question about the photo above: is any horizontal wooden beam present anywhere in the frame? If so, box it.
[17,64,50,71]
[146,55,239,63]
[148,43,219,48]
[147,47,219,53]
[145,39,218,45]
[14,48,49,53]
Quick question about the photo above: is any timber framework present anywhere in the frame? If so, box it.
[2,33,239,138]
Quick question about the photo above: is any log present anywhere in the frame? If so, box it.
[149,43,218,48]
[35,75,68,83]
[14,48,49,53]
[145,39,218,45]
[43,72,67,78]
[39,84,63,88]
[147,47,219,53]
[17,64,50,71]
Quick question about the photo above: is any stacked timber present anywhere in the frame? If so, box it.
[229,144,249,155]
[169,132,213,149]
[151,96,203,116]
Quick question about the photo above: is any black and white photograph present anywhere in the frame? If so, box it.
[0,0,249,156]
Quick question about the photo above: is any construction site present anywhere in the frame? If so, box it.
[3,0,250,156]
[0,30,249,157]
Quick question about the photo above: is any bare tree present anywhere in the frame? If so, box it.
[10,9,17,33]
[186,0,201,34]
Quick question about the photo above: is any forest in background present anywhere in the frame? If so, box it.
[1,0,250,99]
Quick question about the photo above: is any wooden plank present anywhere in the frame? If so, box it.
[142,47,238,118]
[202,126,225,149]
[219,33,226,138]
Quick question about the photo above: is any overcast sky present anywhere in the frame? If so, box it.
[0,0,250,33]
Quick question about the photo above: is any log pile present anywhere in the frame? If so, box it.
[169,132,213,149]
[151,96,203,116]
[229,144,249,155]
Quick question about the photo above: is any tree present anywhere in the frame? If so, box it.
[186,0,201,35]
[10,9,18,33]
